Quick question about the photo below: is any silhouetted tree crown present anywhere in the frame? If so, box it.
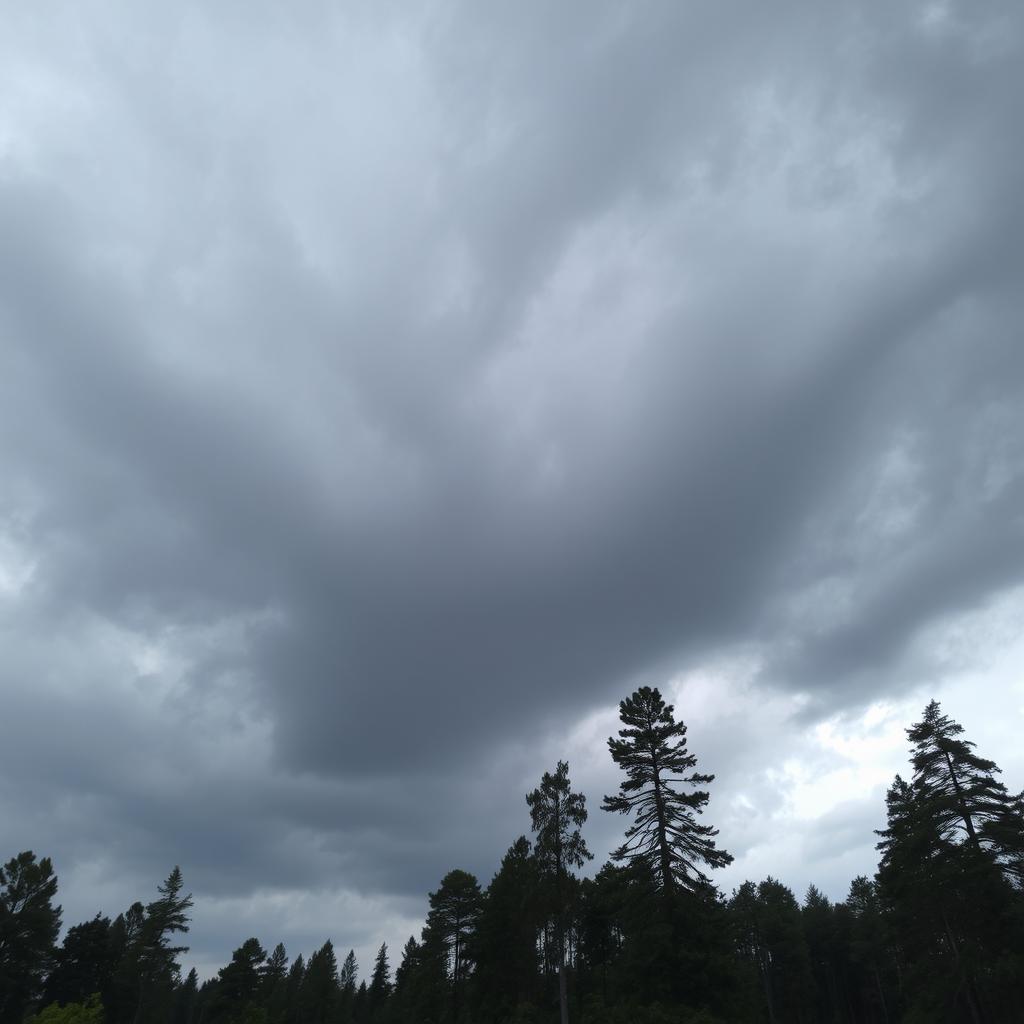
[602,686,732,894]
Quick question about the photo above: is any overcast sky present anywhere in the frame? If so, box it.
[2,0,1023,983]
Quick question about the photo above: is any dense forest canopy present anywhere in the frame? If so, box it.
[3,692,1023,1024]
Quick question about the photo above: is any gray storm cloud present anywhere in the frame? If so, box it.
[1,0,1022,973]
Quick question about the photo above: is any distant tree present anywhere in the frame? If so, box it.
[299,941,339,1024]
[528,761,591,1024]
[336,948,357,1024]
[423,869,483,1022]
[844,876,895,1024]
[602,687,732,897]
[730,878,813,1024]
[0,851,62,1024]
[111,867,193,1024]
[351,978,368,1024]
[44,915,115,1008]
[367,943,391,1016]
[801,885,843,1024]
[575,862,631,1011]
[393,937,417,991]
[171,968,199,1024]
[260,943,288,1023]
[390,937,426,1023]
[213,937,267,1019]
[470,837,542,1021]
[283,954,304,1024]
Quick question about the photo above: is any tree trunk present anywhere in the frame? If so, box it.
[942,913,983,1024]
[874,965,889,1024]
[943,749,981,849]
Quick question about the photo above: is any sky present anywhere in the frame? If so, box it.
[1,0,1023,984]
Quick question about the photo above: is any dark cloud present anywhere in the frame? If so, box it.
[1,0,1022,974]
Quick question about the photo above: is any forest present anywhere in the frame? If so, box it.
[2,688,1022,1024]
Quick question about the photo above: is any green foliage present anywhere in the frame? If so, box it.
[28,994,104,1024]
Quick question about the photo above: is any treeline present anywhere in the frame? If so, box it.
[3,690,1023,1024]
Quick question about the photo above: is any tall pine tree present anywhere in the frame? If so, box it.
[602,687,731,896]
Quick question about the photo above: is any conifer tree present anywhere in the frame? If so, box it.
[300,941,339,1024]
[44,914,115,1008]
[423,869,482,1022]
[602,687,732,896]
[0,851,61,1024]
[214,937,266,1017]
[171,968,198,1024]
[471,836,542,1020]
[339,948,358,996]
[367,942,391,1015]
[844,877,894,1024]
[908,699,1024,882]
[283,954,304,1024]
[527,761,591,1024]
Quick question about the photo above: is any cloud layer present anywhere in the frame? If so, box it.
[1,0,1022,977]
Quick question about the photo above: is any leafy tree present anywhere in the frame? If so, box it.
[27,994,104,1024]
[603,688,732,899]
[528,761,591,1024]
[0,851,62,1024]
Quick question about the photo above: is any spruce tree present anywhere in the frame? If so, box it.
[367,942,391,1015]
[283,954,304,1024]
[338,948,357,1023]
[602,687,732,895]
[258,942,288,1023]
[171,968,198,1024]
[300,941,339,1024]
